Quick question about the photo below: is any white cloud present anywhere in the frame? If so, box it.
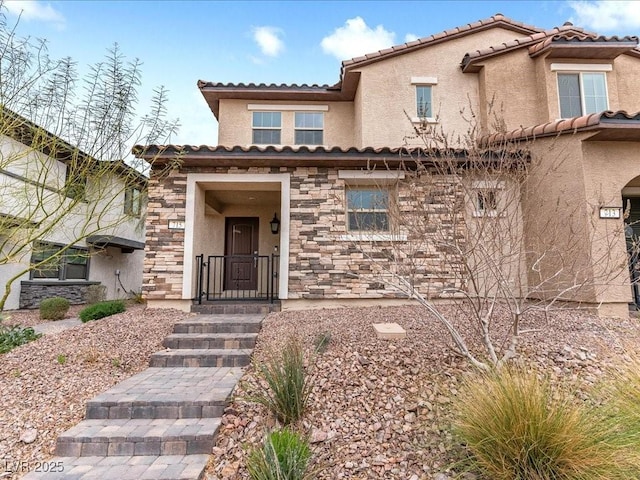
[4,0,65,27]
[404,33,419,43]
[321,17,396,61]
[568,0,640,31]
[252,26,285,57]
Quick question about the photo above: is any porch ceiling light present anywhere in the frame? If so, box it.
[270,213,281,235]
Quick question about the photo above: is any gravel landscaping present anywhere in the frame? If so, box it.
[205,305,640,480]
[2,303,639,480]
[0,305,191,480]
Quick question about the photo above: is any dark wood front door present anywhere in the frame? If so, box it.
[224,217,259,290]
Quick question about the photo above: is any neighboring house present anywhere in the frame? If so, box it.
[135,14,640,317]
[0,108,146,310]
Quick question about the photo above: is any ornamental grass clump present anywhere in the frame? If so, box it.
[252,338,311,425]
[602,355,640,453]
[454,367,634,480]
[247,429,312,480]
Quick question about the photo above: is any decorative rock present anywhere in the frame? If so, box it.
[310,428,328,443]
[404,412,416,423]
[19,428,37,444]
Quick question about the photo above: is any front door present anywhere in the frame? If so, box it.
[224,217,259,291]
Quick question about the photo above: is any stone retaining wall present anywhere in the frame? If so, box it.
[19,280,102,309]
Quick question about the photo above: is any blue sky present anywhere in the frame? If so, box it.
[4,0,640,146]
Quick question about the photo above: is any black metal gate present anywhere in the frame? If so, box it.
[195,254,279,303]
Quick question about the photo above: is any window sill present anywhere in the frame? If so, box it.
[472,210,503,218]
[339,233,408,242]
[410,117,438,124]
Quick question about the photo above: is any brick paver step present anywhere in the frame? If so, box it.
[149,349,252,368]
[21,454,210,480]
[55,418,220,457]
[163,332,258,350]
[86,367,244,419]
[172,314,263,334]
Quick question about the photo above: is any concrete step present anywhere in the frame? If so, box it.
[21,455,210,480]
[163,332,258,350]
[173,314,263,334]
[55,418,220,457]
[191,302,280,315]
[149,349,252,368]
[86,367,244,419]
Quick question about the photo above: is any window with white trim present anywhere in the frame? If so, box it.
[252,111,281,144]
[476,189,498,215]
[557,72,607,118]
[30,242,89,280]
[294,112,323,145]
[346,188,389,231]
[416,85,432,118]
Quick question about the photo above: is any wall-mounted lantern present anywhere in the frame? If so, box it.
[270,213,281,235]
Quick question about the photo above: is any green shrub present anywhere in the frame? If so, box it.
[57,354,67,365]
[247,429,312,480]
[0,325,42,353]
[79,300,125,323]
[251,338,311,425]
[454,367,633,480]
[39,296,70,320]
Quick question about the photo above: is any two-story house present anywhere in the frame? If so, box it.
[135,14,640,317]
[0,108,146,310]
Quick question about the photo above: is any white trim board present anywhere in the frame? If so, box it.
[183,172,291,300]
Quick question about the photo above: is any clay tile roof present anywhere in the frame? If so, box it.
[461,25,590,71]
[196,81,333,91]
[528,33,639,57]
[340,13,542,78]
[479,111,640,146]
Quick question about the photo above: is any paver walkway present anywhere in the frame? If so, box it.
[22,313,263,480]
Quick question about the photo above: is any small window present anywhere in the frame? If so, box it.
[346,188,389,231]
[558,72,607,118]
[252,111,281,144]
[124,186,142,217]
[477,190,497,214]
[31,242,89,280]
[416,85,432,118]
[295,112,323,145]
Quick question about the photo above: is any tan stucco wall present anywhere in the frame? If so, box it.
[478,53,640,131]
[351,27,526,147]
[521,134,640,308]
[217,99,355,147]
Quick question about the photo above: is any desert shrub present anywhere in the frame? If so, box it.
[85,284,106,304]
[251,338,311,425]
[128,290,145,304]
[79,300,125,323]
[0,325,42,353]
[454,367,633,480]
[247,429,312,480]
[39,296,70,320]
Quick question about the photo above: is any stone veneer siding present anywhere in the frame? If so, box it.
[144,166,464,301]
[19,280,101,309]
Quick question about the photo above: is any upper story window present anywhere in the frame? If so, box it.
[416,85,432,118]
[252,111,281,144]
[294,112,323,145]
[124,186,142,217]
[346,188,389,231]
[410,77,437,123]
[552,64,611,119]
[31,242,89,280]
[558,72,607,118]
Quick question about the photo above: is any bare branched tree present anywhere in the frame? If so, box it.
[347,107,630,370]
[0,5,179,309]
